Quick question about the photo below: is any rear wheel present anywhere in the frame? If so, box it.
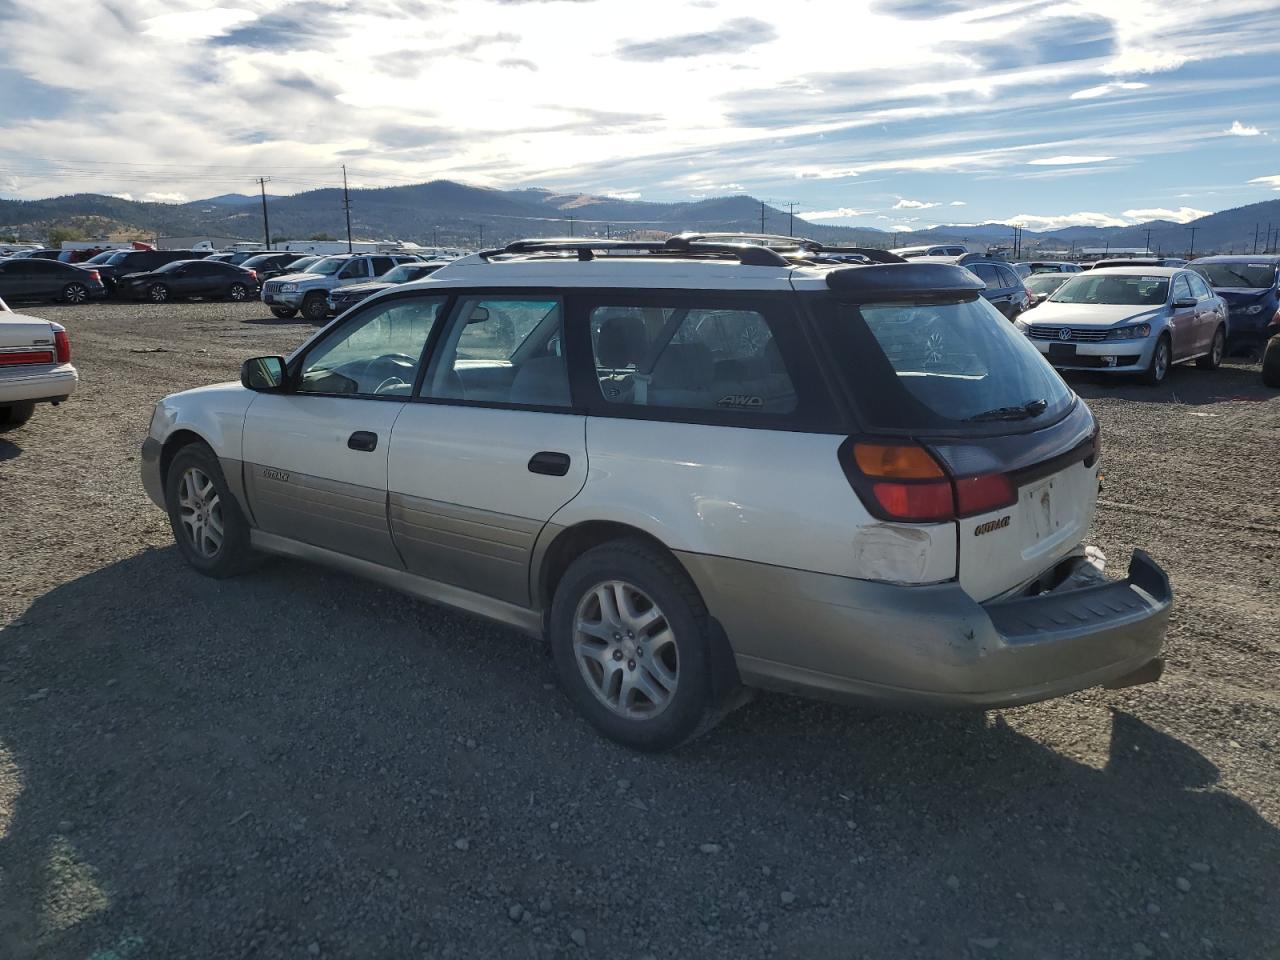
[228,282,249,302]
[149,283,170,303]
[62,282,89,304]
[1196,326,1225,369]
[164,443,258,578]
[301,294,329,323]
[1263,334,1280,388]
[549,539,722,751]
[0,401,35,430]
[1142,334,1171,386]
[270,306,298,319]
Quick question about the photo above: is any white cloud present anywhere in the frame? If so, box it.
[1249,175,1280,191]
[1027,156,1116,166]
[1069,81,1149,100]
[1226,120,1262,137]
[143,7,255,41]
[885,223,919,232]
[794,166,859,180]
[1009,211,1131,231]
[893,199,938,209]
[109,192,134,201]
[949,200,966,206]
[1121,206,1209,224]
[604,191,642,200]
[803,207,872,221]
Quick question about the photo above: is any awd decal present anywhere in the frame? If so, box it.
[974,516,1010,536]
[717,394,763,408]
[263,467,291,483]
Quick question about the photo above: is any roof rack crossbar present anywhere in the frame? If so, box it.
[477,237,790,267]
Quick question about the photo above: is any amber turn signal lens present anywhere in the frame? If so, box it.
[852,443,946,480]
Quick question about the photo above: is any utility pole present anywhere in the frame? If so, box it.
[567,215,576,238]
[1144,227,1153,255]
[256,177,271,249]
[1267,223,1274,253]
[478,223,484,247]
[605,223,611,239]
[342,165,353,253]
[1253,224,1260,254]
[760,201,766,233]
[432,226,438,246]
[787,202,796,237]
[1186,226,1198,259]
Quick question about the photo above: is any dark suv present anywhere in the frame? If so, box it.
[919,253,1030,319]
[94,249,212,294]
[1188,255,1280,354]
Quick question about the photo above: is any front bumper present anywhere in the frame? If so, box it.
[679,549,1171,709]
[140,435,164,508]
[261,289,306,307]
[1030,336,1156,373]
[0,364,78,405]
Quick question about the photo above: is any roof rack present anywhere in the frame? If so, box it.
[478,237,791,266]
[674,233,907,264]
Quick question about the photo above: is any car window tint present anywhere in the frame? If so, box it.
[424,297,569,408]
[371,256,395,275]
[337,260,368,280]
[1189,274,1213,299]
[589,304,797,415]
[297,296,445,397]
[1173,275,1193,301]
[996,265,1020,288]
[970,263,1002,288]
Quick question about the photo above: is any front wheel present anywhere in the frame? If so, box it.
[0,401,35,430]
[62,282,89,304]
[549,539,722,751]
[164,443,258,578]
[149,283,171,303]
[1142,334,1171,386]
[1263,334,1280,388]
[1196,326,1225,369]
[270,306,298,319]
[301,294,329,323]
[228,283,249,302]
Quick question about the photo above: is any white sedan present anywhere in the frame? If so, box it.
[0,296,78,428]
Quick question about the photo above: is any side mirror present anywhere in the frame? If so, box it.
[241,355,287,391]
[1172,297,1197,309]
[467,305,490,324]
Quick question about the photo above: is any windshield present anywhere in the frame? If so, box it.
[240,254,275,269]
[819,296,1074,429]
[1190,262,1277,289]
[84,251,117,264]
[306,257,347,277]
[1050,274,1169,305]
[105,252,130,265]
[1024,274,1071,295]
[154,261,186,273]
[282,256,319,273]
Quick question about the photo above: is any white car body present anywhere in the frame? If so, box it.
[0,297,78,411]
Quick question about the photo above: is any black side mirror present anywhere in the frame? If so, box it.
[241,355,287,391]
[1172,297,1197,309]
[467,306,490,324]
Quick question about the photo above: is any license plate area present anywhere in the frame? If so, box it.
[1048,342,1077,359]
[1023,477,1060,542]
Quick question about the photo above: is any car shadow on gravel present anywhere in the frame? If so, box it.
[241,316,315,327]
[1066,360,1271,406]
[2,548,1278,959]
[0,438,20,461]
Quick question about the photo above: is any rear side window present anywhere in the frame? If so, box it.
[814,296,1074,431]
[996,265,1021,288]
[969,263,1002,288]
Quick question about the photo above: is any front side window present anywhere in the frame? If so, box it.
[817,295,1074,430]
[337,260,369,280]
[423,296,569,407]
[969,263,1002,288]
[1189,274,1213,299]
[1173,275,1193,302]
[589,302,798,415]
[297,296,444,397]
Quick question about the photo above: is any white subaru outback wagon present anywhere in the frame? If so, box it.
[141,236,1171,750]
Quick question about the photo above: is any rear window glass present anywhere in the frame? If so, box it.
[816,296,1074,431]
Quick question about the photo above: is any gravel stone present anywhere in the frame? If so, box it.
[570,928,587,948]
[1177,877,1192,892]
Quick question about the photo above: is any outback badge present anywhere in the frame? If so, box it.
[974,515,1011,536]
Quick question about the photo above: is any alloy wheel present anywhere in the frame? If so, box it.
[1154,340,1169,381]
[573,580,678,719]
[65,284,87,304]
[150,284,169,303]
[177,466,224,559]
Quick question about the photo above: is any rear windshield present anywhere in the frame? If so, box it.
[1024,274,1070,295]
[816,295,1074,431]
[1050,274,1168,305]
[1190,262,1277,289]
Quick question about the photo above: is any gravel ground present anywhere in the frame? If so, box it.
[1,300,1278,960]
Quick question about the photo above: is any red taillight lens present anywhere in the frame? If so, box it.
[954,473,1016,516]
[247,269,258,280]
[55,329,71,364]
[87,269,101,282]
[871,480,955,521]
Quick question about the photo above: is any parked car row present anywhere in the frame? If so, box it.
[259,252,439,321]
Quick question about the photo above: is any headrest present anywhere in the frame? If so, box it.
[596,314,648,368]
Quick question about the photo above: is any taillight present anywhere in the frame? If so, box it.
[54,327,71,363]
[843,441,1017,522]
[247,269,258,280]
[86,269,101,282]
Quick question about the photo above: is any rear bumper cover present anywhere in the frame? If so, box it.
[680,549,1171,709]
[0,364,78,405]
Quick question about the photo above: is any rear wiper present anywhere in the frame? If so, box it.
[967,398,1048,421]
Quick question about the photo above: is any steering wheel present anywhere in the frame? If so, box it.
[359,352,417,395]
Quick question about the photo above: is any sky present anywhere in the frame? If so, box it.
[1,0,1279,232]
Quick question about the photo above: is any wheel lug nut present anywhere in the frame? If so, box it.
[613,633,622,641]
[612,650,622,661]
[627,660,636,670]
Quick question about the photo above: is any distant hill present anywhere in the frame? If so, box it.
[3,179,1277,255]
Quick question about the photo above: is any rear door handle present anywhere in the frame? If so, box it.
[528,451,571,476]
[348,430,378,452]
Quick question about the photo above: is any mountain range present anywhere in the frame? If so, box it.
[3,180,1279,257]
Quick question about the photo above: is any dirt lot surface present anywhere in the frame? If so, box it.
[1,300,1278,960]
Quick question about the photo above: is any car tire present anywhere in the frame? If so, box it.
[228,283,249,302]
[0,401,35,430]
[62,282,89,304]
[301,294,329,323]
[549,538,723,752]
[1196,325,1225,370]
[164,443,258,579]
[149,283,171,303]
[1142,333,1171,386]
[1263,334,1280,388]
[270,306,298,319]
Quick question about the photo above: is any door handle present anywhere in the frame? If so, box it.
[528,451,571,476]
[347,430,378,452]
